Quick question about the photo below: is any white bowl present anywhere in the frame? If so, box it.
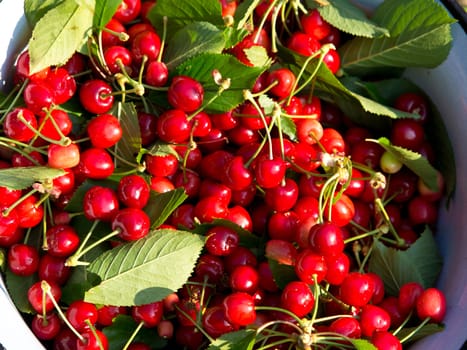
[0,0,466,349]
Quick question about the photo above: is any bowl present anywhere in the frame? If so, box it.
[0,0,466,349]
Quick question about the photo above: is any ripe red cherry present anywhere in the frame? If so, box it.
[281,280,315,318]
[97,305,128,326]
[76,329,109,350]
[202,306,238,339]
[112,208,151,241]
[66,300,99,332]
[48,143,81,169]
[324,252,350,286]
[104,45,132,74]
[155,109,192,143]
[145,60,169,87]
[339,272,375,307]
[394,92,429,124]
[145,153,179,177]
[398,281,424,315]
[205,225,239,256]
[229,265,259,294]
[38,254,71,285]
[131,301,164,327]
[264,178,299,212]
[138,112,158,145]
[266,68,296,99]
[287,32,321,56]
[114,0,141,23]
[45,67,76,105]
[296,118,324,145]
[254,155,287,189]
[23,81,55,114]
[329,316,361,339]
[324,193,355,227]
[390,118,425,150]
[27,280,62,314]
[167,75,204,112]
[75,148,115,180]
[222,156,253,191]
[102,18,127,48]
[300,9,332,40]
[7,243,40,276]
[83,186,120,221]
[37,109,72,142]
[223,292,256,326]
[371,331,403,350]
[0,185,22,207]
[14,50,50,83]
[79,79,114,114]
[322,48,341,74]
[31,313,62,341]
[117,174,151,209]
[15,194,44,229]
[4,107,38,142]
[194,254,225,283]
[46,224,80,257]
[359,304,391,337]
[267,210,300,241]
[131,30,161,64]
[294,248,328,284]
[87,114,123,148]
[415,287,446,323]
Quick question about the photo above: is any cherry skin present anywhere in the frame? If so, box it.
[131,30,161,64]
[308,221,345,257]
[264,178,299,212]
[359,304,391,337]
[287,31,321,56]
[398,281,424,315]
[155,109,192,143]
[323,252,350,286]
[76,329,109,350]
[294,248,327,284]
[38,254,72,285]
[104,45,132,74]
[112,208,151,241]
[83,186,120,221]
[202,306,238,339]
[371,331,403,350]
[415,287,446,323]
[223,292,256,326]
[79,79,114,114]
[87,114,123,148]
[131,301,164,327]
[266,67,296,99]
[114,0,141,23]
[117,174,151,209]
[204,225,239,256]
[75,148,115,180]
[48,143,81,169]
[46,224,80,257]
[38,109,73,141]
[254,155,287,189]
[394,92,429,124]
[97,305,128,327]
[167,75,204,112]
[4,107,38,142]
[23,81,54,114]
[27,280,62,314]
[145,60,169,87]
[7,243,40,276]
[300,9,332,40]
[281,280,315,318]
[45,67,76,105]
[329,316,361,339]
[229,264,259,294]
[31,313,62,341]
[66,300,99,332]
[15,194,44,229]
[339,272,375,307]
[390,118,425,150]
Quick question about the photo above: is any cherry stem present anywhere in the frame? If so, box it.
[0,137,47,156]
[122,320,145,350]
[255,305,303,327]
[101,27,129,42]
[2,187,37,217]
[318,172,340,224]
[41,280,85,342]
[33,108,72,146]
[173,304,215,343]
[187,75,230,121]
[157,16,168,62]
[374,197,405,247]
[392,310,414,336]
[0,79,28,124]
[85,320,106,350]
[399,317,431,344]
[344,228,383,244]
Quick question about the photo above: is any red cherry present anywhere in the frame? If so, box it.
[131,301,164,327]
[145,60,169,87]
[4,107,38,142]
[155,109,191,143]
[23,81,54,114]
[359,304,391,337]
[45,67,76,105]
[254,155,287,189]
[48,143,81,169]
[7,243,40,276]
[31,313,62,340]
[46,224,80,257]
[300,9,332,40]
[75,148,115,180]
[294,248,327,284]
[27,280,62,314]
[83,186,120,221]
[287,32,321,56]
[205,225,239,256]
[339,272,375,307]
[329,316,361,339]
[266,68,296,99]
[114,0,141,23]
[281,281,315,318]
[112,208,151,241]
[87,114,123,148]
[415,287,446,323]
[79,79,114,114]
[76,329,109,350]
[117,174,151,209]
[202,306,238,339]
[66,300,98,332]
[167,76,204,113]
[38,109,73,142]
[309,221,345,256]
[223,292,256,326]
[131,30,161,64]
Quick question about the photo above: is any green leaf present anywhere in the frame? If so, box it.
[148,0,224,41]
[244,46,273,67]
[175,53,266,113]
[0,166,66,190]
[24,0,64,27]
[103,315,168,350]
[164,22,226,70]
[339,0,455,76]
[368,227,443,296]
[111,102,142,168]
[208,329,257,350]
[374,137,439,191]
[85,229,204,306]
[223,26,248,49]
[278,114,297,142]
[144,188,188,229]
[315,0,389,38]
[350,338,378,350]
[268,259,296,290]
[234,0,261,30]
[28,0,95,74]
[93,0,122,28]
[5,270,36,314]
[395,323,444,343]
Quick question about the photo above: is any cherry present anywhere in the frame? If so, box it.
[368,272,385,305]
[222,155,253,191]
[4,107,38,142]
[267,210,300,241]
[150,176,175,193]
[48,143,81,169]
[15,194,44,229]
[131,30,161,64]
[155,109,191,143]
[38,109,73,142]
[23,81,55,114]
[300,9,332,40]
[223,292,256,326]
[114,0,142,23]
[292,142,321,172]
[329,316,361,339]
[138,111,158,146]
[63,52,87,76]
[199,179,232,205]
[281,280,315,318]
[371,331,403,350]
[66,300,99,332]
[145,60,169,87]
[229,264,259,294]
[324,252,350,286]
[296,118,324,145]
[202,306,238,338]
[175,326,204,350]
[294,248,327,284]
[224,246,257,274]
[287,31,321,56]
[38,254,71,285]
[308,221,345,256]
[46,224,80,257]
[112,207,151,241]
[324,193,355,227]
[145,153,179,177]
[194,253,224,283]
[390,118,425,150]
[87,113,123,148]
[204,225,239,256]
[74,148,115,180]
[350,140,384,169]
[407,195,438,226]
[79,79,114,115]
[83,186,120,221]
[175,298,200,327]
[322,48,341,74]
[103,45,132,74]
[27,280,62,314]
[264,178,299,212]
[76,329,109,350]
[7,243,40,276]
[45,67,77,105]
[97,305,128,326]
[266,67,296,99]
[394,92,429,124]
[398,281,424,315]
[0,206,22,247]
[131,301,164,327]
[14,50,50,83]
[379,296,407,329]
[31,313,62,341]
[339,272,375,307]
[0,185,22,207]
[359,304,391,337]
[157,319,174,339]
[117,174,151,209]
[415,287,446,323]
[101,18,127,48]
[167,75,204,113]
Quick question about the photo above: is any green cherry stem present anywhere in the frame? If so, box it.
[0,79,28,124]
[122,321,145,350]
[84,320,106,350]
[399,317,432,344]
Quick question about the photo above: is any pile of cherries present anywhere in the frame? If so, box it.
[0,0,448,349]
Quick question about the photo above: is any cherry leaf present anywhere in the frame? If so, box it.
[4,270,36,314]
[395,323,444,343]
[85,229,204,306]
[268,259,297,290]
[313,0,390,38]
[0,166,65,190]
[244,46,273,68]
[164,22,226,70]
[373,137,439,191]
[93,0,123,29]
[368,227,443,296]
[28,0,94,74]
[175,53,267,113]
[339,0,455,76]
[24,0,64,27]
[208,329,257,350]
[103,315,168,349]
[350,339,378,350]
[144,188,188,229]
